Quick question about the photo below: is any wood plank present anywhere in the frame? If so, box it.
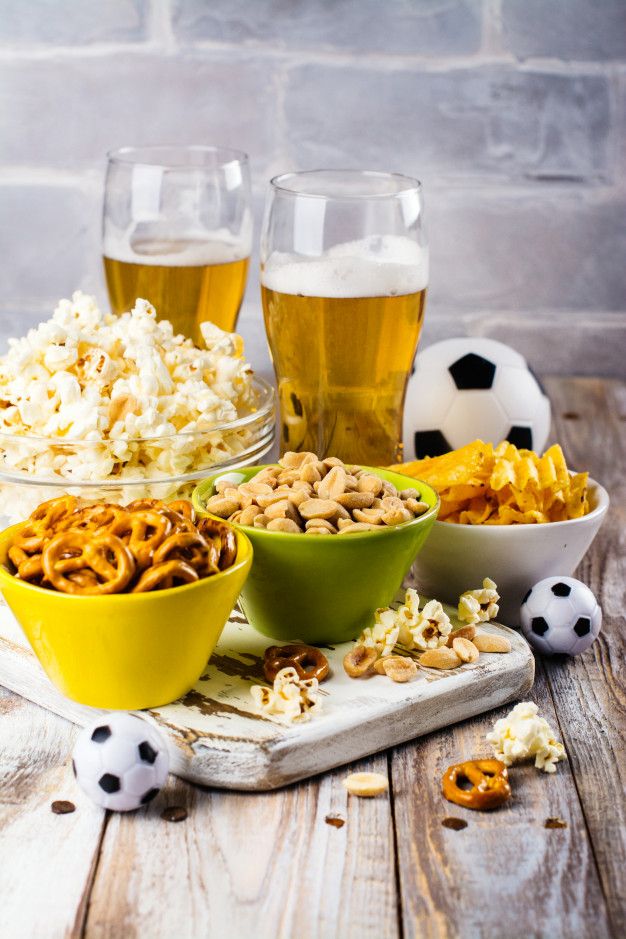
[84,753,398,939]
[544,376,626,935]
[0,686,106,939]
[390,664,611,939]
[390,377,625,938]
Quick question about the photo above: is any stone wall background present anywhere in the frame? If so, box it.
[0,0,624,377]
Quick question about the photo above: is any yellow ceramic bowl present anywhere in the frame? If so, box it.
[0,522,252,710]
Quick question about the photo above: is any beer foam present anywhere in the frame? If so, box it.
[262,235,428,297]
[104,227,250,266]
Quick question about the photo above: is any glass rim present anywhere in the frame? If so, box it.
[269,168,422,200]
[106,145,250,170]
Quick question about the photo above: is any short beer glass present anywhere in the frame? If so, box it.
[260,170,428,465]
[103,146,252,343]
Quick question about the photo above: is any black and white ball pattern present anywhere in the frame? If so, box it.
[520,576,601,656]
[72,713,169,811]
[403,338,551,459]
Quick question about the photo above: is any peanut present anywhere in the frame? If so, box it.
[299,498,341,520]
[343,645,378,677]
[419,647,462,670]
[266,518,301,534]
[343,772,388,797]
[382,655,418,682]
[446,625,477,647]
[453,637,480,663]
[473,633,512,653]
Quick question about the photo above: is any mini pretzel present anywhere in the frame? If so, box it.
[442,759,511,811]
[9,545,44,583]
[198,517,238,570]
[263,644,330,683]
[30,495,78,531]
[168,500,196,523]
[109,510,172,570]
[131,559,199,593]
[153,531,214,573]
[61,502,127,533]
[42,531,135,595]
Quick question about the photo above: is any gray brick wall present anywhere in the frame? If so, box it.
[0,0,624,378]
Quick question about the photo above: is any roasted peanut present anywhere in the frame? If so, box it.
[473,633,512,653]
[453,637,480,663]
[382,655,418,682]
[419,647,462,670]
[343,645,378,677]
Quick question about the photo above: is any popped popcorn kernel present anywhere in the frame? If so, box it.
[486,701,566,774]
[458,578,500,625]
[250,667,322,724]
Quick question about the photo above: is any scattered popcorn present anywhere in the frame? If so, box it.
[250,667,322,724]
[359,607,400,658]
[400,597,452,651]
[458,578,500,625]
[0,292,257,484]
[486,701,566,774]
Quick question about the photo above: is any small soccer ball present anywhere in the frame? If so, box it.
[403,337,551,458]
[520,576,601,656]
[72,713,169,812]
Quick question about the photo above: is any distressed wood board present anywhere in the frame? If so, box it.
[0,596,534,791]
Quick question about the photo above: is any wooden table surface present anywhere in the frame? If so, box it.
[0,376,624,939]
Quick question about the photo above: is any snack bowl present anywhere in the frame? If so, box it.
[411,477,609,626]
[193,466,439,644]
[0,521,253,710]
[0,375,275,525]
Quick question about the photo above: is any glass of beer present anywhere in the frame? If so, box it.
[260,169,428,465]
[103,146,252,343]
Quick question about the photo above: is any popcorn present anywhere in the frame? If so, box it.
[458,578,500,625]
[0,293,258,502]
[250,667,322,724]
[358,607,400,658]
[357,588,452,658]
[486,701,566,774]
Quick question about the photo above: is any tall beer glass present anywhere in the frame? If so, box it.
[260,170,428,465]
[103,146,252,343]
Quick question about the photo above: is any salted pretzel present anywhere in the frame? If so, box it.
[263,644,330,683]
[153,531,217,574]
[9,496,236,594]
[442,759,511,811]
[42,530,135,595]
[109,510,172,570]
[131,559,199,593]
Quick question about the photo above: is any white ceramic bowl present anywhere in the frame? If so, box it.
[411,477,609,626]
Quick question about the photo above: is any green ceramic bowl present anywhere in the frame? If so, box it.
[193,465,439,644]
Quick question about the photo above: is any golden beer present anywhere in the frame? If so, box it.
[261,285,426,465]
[104,241,249,344]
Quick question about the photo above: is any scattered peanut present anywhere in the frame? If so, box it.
[343,772,389,797]
[343,645,378,678]
[381,655,418,683]
[419,647,462,670]
[452,636,480,663]
[446,625,477,646]
[473,633,512,653]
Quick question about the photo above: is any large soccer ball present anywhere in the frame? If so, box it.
[403,338,551,459]
[520,576,601,656]
[73,713,169,812]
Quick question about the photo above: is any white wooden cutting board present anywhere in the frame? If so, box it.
[0,597,534,791]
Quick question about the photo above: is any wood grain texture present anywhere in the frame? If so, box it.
[545,377,626,936]
[84,752,399,939]
[390,665,611,939]
[0,686,105,939]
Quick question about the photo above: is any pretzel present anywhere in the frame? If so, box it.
[30,495,78,531]
[131,559,199,593]
[109,510,172,570]
[198,517,238,570]
[153,531,215,574]
[42,531,135,595]
[168,500,196,523]
[263,644,330,683]
[442,759,511,811]
[60,502,127,533]
[8,545,44,583]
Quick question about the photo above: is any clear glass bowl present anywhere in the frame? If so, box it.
[0,376,274,524]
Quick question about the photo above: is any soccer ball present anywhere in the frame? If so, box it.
[520,576,601,656]
[73,713,169,812]
[403,338,551,458]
